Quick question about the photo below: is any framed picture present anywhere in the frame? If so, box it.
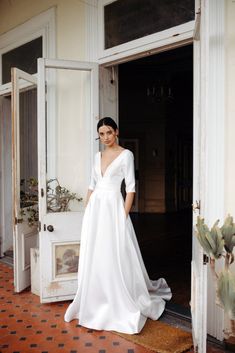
[52,241,80,280]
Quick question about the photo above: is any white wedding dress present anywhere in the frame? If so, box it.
[64,149,172,334]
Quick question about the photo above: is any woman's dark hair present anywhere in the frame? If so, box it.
[97,117,118,132]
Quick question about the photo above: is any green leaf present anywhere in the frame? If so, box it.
[217,270,235,318]
[195,216,224,259]
[221,215,235,253]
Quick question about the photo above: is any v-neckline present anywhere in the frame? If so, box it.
[99,149,126,178]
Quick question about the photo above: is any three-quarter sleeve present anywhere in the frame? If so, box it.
[88,155,97,191]
[123,151,136,193]
[88,166,96,191]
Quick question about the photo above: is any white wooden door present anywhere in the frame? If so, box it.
[12,68,38,292]
[191,1,210,351]
[38,58,99,303]
[0,91,12,258]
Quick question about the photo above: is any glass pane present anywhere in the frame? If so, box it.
[104,0,195,49]
[20,88,38,211]
[45,68,91,213]
[0,96,13,235]
[2,37,42,84]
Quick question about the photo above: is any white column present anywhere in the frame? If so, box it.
[204,0,225,341]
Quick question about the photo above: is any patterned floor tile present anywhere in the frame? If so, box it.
[0,262,228,353]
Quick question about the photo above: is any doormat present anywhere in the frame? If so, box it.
[113,319,193,353]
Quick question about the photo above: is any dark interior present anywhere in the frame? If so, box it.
[119,44,193,314]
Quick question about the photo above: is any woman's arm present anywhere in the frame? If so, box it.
[124,192,135,217]
[85,189,93,207]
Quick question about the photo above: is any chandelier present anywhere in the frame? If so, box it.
[146,80,174,103]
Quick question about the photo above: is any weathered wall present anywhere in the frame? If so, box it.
[0,0,88,60]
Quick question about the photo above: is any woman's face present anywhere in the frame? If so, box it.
[98,125,118,147]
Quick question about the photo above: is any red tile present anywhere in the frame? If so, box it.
[0,262,227,353]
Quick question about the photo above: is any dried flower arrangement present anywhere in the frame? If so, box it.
[20,177,82,227]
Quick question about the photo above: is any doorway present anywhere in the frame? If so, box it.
[119,44,193,315]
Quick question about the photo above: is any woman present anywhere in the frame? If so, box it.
[64,117,171,334]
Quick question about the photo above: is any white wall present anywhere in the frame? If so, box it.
[225,1,235,214]
[0,0,90,61]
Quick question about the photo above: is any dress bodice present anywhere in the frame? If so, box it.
[88,149,136,193]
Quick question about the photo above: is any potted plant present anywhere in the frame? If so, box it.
[195,215,235,347]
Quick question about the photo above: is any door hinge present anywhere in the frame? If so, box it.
[194,7,201,41]
[41,188,44,197]
[192,200,201,214]
[203,254,209,265]
[38,221,41,232]
[15,217,23,224]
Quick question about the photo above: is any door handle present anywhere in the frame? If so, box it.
[47,225,54,232]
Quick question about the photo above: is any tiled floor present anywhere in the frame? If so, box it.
[0,263,151,353]
[0,262,229,353]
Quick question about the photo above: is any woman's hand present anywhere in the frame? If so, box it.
[85,189,93,207]
[124,192,135,217]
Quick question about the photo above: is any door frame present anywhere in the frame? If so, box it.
[199,0,225,341]
[0,79,39,259]
[88,0,225,343]
[97,0,195,65]
[0,89,12,257]
[11,68,38,292]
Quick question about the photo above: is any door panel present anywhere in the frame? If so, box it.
[12,68,38,292]
[0,96,12,257]
[38,58,99,303]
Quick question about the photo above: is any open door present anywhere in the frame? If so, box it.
[0,89,12,259]
[37,58,98,303]
[12,68,38,292]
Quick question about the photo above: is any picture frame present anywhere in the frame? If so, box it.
[52,241,80,281]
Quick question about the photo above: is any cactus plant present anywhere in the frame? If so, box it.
[195,216,224,259]
[217,270,235,319]
[220,215,235,264]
